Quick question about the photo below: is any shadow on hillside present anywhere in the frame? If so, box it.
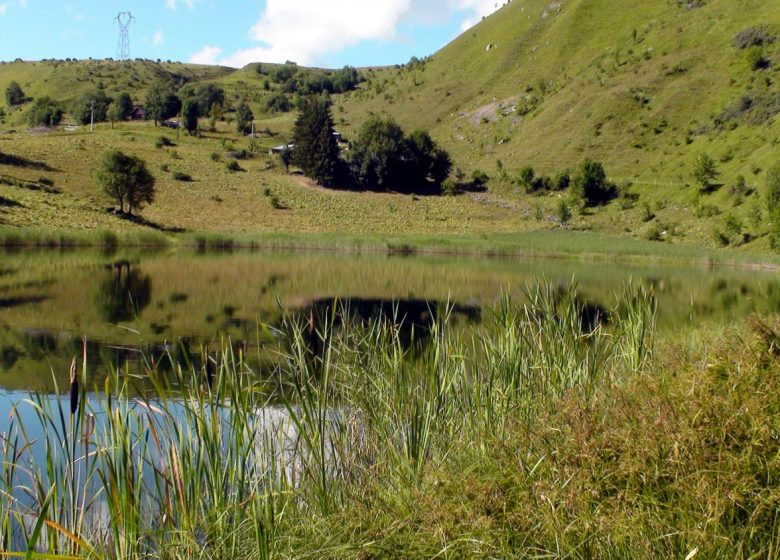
[111,210,187,233]
[0,196,23,208]
[0,153,58,172]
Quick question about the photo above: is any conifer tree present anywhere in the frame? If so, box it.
[292,97,340,186]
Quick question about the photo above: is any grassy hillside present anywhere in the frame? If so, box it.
[0,59,232,125]
[1,0,779,253]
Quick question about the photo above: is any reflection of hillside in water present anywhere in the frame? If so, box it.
[0,249,779,391]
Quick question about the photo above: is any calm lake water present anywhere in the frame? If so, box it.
[1,247,778,392]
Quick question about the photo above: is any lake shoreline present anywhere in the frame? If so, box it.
[2,226,780,271]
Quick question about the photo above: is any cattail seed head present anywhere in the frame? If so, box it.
[69,357,79,416]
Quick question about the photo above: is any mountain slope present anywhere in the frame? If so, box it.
[336,0,780,185]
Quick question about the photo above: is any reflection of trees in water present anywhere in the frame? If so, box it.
[95,262,152,323]
[296,298,482,358]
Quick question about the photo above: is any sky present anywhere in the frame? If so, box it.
[0,1,502,68]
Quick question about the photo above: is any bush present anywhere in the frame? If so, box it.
[26,97,62,127]
[572,159,614,206]
[226,160,241,172]
[746,46,769,71]
[173,172,192,182]
[155,136,175,149]
[210,152,221,162]
[556,199,572,224]
[441,177,459,196]
[692,153,719,191]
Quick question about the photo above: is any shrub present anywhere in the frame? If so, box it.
[572,159,614,206]
[692,153,719,191]
[734,26,776,50]
[441,177,459,196]
[226,160,241,172]
[210,152,221,162]
[746,46,769,71]
[556,199,571,224]
[173,172,192,182]
[155,136,175,149]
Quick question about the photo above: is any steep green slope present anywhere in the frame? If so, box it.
[337,0,780,184]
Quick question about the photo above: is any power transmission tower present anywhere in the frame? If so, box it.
[115,12,134,61]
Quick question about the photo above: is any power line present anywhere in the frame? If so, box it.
[115,12,134,61]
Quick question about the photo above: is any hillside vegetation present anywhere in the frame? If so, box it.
[1,0,779,252]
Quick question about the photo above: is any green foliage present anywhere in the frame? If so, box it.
[264,93,290,113]
[4,80,24,106]
[767,164,780,249]
[145,79,180,126]
[180,82,225,115]
[69,89,111,125]
[26,96,62,127]
[518,166,535,191]
[692,153,720,191]
[350,117,451,191]
[235,99,254,134]
[572,159,614,206]
[746,45,769,70]
[95,150,155,215]
[556,198,571,224]
[181,98,200,135]
[350,115,407,188]
[292,97,340,186]
[107,92,133,124]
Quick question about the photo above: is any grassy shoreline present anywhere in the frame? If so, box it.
[2,287,779,558]
[2,225,780,270]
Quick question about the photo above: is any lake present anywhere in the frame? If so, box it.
[1,247,778,392]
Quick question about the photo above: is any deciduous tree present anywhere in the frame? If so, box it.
[95,150,155,215]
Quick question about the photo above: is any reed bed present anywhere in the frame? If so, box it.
[11,281,776,559]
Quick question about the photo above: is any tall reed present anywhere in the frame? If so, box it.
[0,283,656,558]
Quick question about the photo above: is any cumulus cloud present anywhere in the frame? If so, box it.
[152,30,164,46]
[217,0,501,68]
[189,45,223,65]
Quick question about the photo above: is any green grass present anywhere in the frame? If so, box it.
[2,285,780,558]
[1,0,779,253]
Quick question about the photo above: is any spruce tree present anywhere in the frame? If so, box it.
[292,97,340,186]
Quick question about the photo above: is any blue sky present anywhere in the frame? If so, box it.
[0,1,501,68]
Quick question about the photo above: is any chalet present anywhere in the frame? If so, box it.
[129,106,145,120]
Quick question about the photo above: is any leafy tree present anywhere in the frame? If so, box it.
[5,81,24,106]
[350,116,406,188]
[572,158,614,205]
[404,129,451,188]
[145,80,180,126]
[70,90,111,125]
[235,100,254,134]
[292,97,340,186]
[692,153,719,191]
[26,96,62,127]
[767,164,780,249]
[114,92,133,120]
[181,98,200,135]
[332,66,360,93]
[95,150,155,215]
[180,82,225,115]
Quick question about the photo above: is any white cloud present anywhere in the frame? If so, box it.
[216,0,502,68]
[189,45,223,65]
[0,4,9,15]
[18,0,27,8]
[165,0,197,10]
[152,30,164,46]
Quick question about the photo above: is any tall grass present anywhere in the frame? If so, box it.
[1,283,661,558]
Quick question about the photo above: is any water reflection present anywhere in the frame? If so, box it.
[94,261,153,323]
[0,248,778,392]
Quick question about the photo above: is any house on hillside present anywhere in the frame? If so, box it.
[129,106,145,121]
[269,143,294,155]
